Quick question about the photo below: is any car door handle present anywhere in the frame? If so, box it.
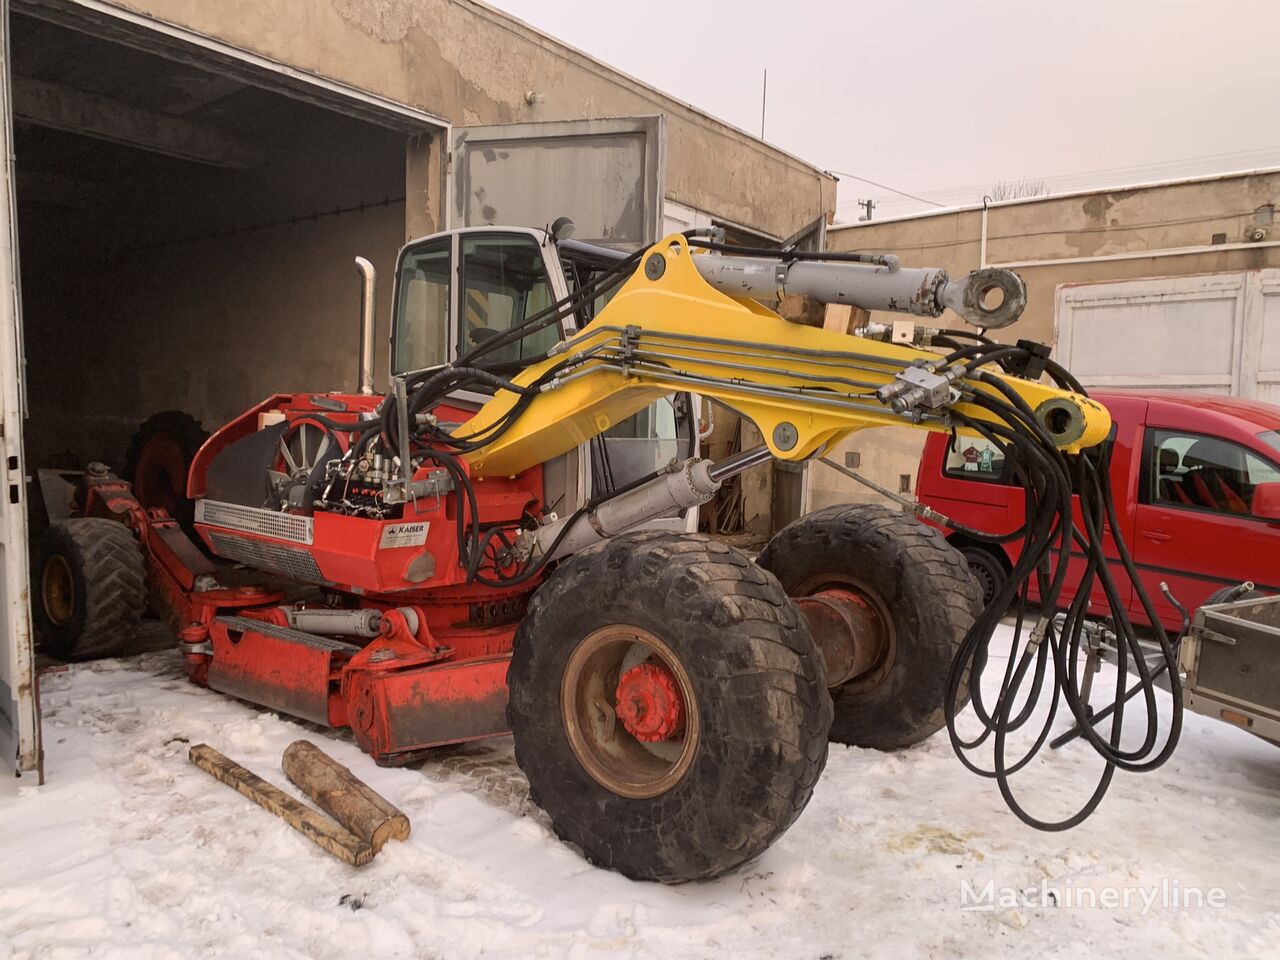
[1142,529,1173,543]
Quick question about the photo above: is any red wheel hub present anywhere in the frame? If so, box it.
[614,661,686,742]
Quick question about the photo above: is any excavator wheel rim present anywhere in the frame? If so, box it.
[41,554,75,627]
[560,624,701,800]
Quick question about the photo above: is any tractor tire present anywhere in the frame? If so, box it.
[959,544,1010,610]
[507,531,831,883]
[33,518,147,661]
[756,504,981,751]
[124,410,208,533]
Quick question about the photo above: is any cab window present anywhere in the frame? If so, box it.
[943,435,1010,484]
[393,237,451,374]
[1146,429,1280,517]
[459,234,558,365]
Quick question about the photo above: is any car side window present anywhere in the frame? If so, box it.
[1146,428,1280,517]
[942,435,1011,484]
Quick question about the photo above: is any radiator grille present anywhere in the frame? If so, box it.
[196,500,313,544]
[208,532,324,582]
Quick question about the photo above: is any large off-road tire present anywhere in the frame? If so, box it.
[33,518,147,661]
[756,504,981,751]
[508,532,831,883]
[124,410,208,533]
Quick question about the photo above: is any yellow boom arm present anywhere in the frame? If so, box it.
[458,234,1110,480]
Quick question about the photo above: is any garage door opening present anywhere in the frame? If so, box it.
[13,11,424,479]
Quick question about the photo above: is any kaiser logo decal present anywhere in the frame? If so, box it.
[379,521,429,549]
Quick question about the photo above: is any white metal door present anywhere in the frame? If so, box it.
[0,0,40,779]
[1055,271,1280,400]
[449,116,664,247]
[1252,271,1280,404]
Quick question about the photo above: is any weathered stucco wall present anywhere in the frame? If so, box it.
[812,170,1280,513]
[102,0,835,239]
[828,170,1280,344]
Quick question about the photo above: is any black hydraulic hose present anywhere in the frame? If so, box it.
[936,327,997,346]
[932,345,1181,830]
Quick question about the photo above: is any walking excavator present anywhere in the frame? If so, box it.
[34,220,1179,882]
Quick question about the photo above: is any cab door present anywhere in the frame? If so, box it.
[1133,427,1280,627]
[0,0,40,779]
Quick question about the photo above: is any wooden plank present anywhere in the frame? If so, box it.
[188,743,373,866]
[12,77,262,169]
[282,740,410,854]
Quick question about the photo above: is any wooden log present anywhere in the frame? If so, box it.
[281,740,411,853]
[188,743,373,866]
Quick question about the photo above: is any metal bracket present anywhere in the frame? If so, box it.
[876,364,958,414]
[1191,625,1238,647]
[382,467,455,505]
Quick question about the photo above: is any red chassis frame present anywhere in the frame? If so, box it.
[83,392,544,765]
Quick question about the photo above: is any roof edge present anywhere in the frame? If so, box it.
[828,163,1280,231]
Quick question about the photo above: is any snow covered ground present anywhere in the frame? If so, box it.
[2,622,1278,960]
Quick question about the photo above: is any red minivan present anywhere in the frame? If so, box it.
[916,391,1280,631]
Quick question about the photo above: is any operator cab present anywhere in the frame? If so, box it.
[389,223,697,518]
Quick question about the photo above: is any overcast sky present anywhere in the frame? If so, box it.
[487,0,1280,222]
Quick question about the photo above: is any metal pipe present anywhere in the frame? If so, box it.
[354,256,377,395]
[708,444,773,482]
[394,376,412,486]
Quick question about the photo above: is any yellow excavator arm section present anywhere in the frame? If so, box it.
[457,235,1110,480]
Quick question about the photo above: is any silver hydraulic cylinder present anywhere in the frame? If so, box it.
[528,447,774,564]
[691,253,1026,328]
[286,607,384,637]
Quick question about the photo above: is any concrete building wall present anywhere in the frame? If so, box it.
[100,0,836,241]
[813,169,1280,512]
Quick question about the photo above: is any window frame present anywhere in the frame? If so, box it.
[1139,426,1280,521]
[390,233,455,377]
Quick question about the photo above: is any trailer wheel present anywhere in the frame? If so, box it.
[756,504,981,751]
[33,519,147,661]
[508,532,831,883]
[124,410,208,532]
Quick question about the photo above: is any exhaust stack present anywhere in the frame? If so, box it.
[354,256,377,395]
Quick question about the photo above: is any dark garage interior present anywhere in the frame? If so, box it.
[11,12,415,478]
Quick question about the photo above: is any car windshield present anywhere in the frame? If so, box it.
[1260,430,1280,458]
